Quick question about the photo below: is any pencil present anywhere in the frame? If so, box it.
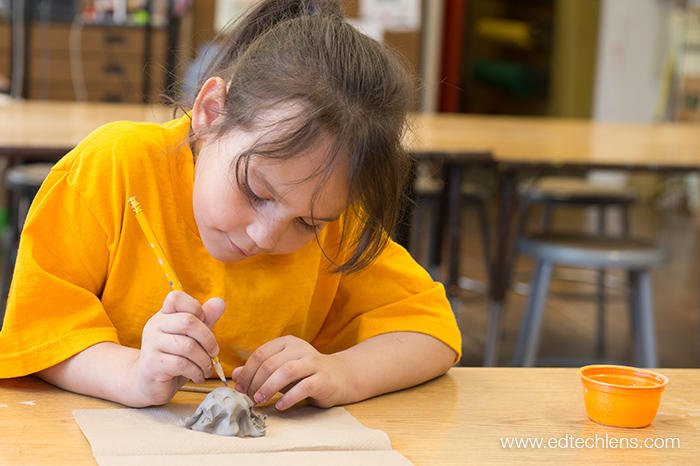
[127,196,228,387]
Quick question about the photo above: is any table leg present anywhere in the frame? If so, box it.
[484,169,516,366]
[446,162,463,290]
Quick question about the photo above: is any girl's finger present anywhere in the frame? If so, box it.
[160,291,205,321]
[155,351,208,385]
[201,297,226,329]
[252,358,313,405]
[157,312,219,357]
[154,333,213,378]
[273,375,318,410]
[235,337,289,393]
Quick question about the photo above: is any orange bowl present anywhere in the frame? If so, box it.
[578,365,669,428]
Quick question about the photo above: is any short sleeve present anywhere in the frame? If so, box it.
[0,168,119,378]
[311,239,462,361]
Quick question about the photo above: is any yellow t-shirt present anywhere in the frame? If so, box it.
[0,115,461,378]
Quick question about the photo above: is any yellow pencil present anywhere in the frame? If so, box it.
[127,196,228,387]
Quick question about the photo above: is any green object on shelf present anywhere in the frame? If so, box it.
[132,9,149,26]
[473,59,547,97]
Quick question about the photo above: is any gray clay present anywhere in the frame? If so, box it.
[184,387,266,437]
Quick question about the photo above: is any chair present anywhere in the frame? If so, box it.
[1,163,53,321]
[512,176,638,355]
[512,233,666,368]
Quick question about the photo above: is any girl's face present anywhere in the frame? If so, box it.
[192,113,350,263]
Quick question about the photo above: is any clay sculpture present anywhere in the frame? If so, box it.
[184,387,266,437]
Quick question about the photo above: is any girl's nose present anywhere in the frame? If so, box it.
[246,217,285,251]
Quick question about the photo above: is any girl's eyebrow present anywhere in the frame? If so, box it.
[250,167,341,223]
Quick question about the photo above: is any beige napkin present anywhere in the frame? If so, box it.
[73,404,412,465]
[96,451,412,466]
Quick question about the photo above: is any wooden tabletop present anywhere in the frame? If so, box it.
[409,113,700,169]
[0,99,173,158]
[4,100,700,170]
[0,367,697,465]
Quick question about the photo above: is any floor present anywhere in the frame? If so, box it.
[411,201,700,368]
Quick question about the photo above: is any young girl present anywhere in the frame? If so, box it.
[0,0,461,409]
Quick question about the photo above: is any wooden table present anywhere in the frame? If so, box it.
[0,99,173,159]
[410,114,700,366]
[0,367,697,464]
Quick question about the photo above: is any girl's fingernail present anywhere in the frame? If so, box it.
[254,392,266,403]
[232,367,241,379]
[275,400,284,410]
[235,384,245,393]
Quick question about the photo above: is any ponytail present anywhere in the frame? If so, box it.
[203,0,343,83]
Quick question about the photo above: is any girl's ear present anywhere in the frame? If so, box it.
[191,77,227,133]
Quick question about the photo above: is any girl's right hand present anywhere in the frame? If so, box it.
[132,291,226,405]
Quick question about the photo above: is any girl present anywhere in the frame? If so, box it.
[0,0,461,409]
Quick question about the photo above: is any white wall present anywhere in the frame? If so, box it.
[592,0,677,122]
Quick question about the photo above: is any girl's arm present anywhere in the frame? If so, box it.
[37,341,149,407]
[37,292,226,407]
[232,332,456,410]
[336,331,457,402]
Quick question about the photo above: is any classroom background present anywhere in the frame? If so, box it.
[1,0,700,369]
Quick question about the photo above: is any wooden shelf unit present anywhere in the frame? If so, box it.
[0,19,179,103]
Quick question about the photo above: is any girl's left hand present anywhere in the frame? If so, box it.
[231,335,350,410]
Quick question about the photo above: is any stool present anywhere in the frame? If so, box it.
[512,176,638,355]
[410,163,491,293]
[1,163,53,320]
[512,233,666,368]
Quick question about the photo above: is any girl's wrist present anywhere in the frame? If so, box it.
[118,348,155,407]
[329,351,366,405]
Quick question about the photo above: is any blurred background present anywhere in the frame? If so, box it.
[2,0,700,368]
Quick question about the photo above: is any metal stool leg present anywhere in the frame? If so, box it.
[541,202,553,232]
[504,197,531,289]
[621,204,631,236]
[631,269,658,367]
[484,301,502,367]
[513,260,553,366]
[627,270,639,342]
[595,205,607,356]
[409,195,439,269]
[425,197,442,277]
[408,199,425,262]
[620,204,637,339]
[475,198,492,280]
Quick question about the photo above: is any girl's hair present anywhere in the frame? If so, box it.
[191,0,413,273]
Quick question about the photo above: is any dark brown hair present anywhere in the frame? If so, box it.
[190,0,412,273]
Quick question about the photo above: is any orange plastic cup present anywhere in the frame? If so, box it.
[578,365,669,428]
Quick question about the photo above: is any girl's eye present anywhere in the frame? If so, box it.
[297,218,321,232]
[242,180,321,233]
[242,182,268,205]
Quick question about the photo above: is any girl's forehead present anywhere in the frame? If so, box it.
[251,144,348,190]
